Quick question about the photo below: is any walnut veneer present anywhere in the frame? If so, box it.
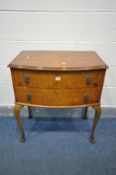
[8,51,108,143]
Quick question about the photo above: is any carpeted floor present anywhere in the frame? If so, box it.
[0,112,116,175]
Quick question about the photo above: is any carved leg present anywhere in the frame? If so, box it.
[28,106,33,119]
[90,105,101,144]
[14,104,25,143]
[82,107,88,120]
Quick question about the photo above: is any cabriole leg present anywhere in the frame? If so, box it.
[28,106,33,119]
[83,107,88,120]
[90,105,101,144]
[14,104,25,143]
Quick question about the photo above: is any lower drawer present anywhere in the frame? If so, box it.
[14,86,101,106]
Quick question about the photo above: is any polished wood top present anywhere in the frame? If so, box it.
[8,51,108,71]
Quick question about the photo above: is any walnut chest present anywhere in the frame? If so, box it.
[8,51,108,143]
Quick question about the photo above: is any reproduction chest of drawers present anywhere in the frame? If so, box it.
[8,51,108,143]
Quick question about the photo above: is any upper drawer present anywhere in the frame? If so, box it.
[12,69,105,89]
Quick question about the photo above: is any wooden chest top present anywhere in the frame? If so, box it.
[8,51,108,71]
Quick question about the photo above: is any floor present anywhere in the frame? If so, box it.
[0,108,116,175]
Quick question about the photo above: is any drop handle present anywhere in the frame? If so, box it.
[86,77,92,85]
[24,74,30,84]
[26,93,32,101]
[83,94,90,103]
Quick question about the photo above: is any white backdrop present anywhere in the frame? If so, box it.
[0,0,116,107]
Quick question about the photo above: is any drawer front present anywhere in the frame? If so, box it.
[14,86,101,106]
[12,69,105,89]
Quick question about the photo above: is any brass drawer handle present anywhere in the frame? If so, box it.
[86,77,92,85]
[26,93,32,101]
[83,94,90,103]
[24,74,30,84]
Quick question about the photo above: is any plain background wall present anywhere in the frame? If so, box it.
[0,0,116,107]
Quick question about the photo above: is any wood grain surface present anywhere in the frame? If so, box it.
[14,86,102,106]
[12,69,105,89]
[8,51,108,71]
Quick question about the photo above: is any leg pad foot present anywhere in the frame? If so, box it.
[90,138,96,144]
[20,136,25,143]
